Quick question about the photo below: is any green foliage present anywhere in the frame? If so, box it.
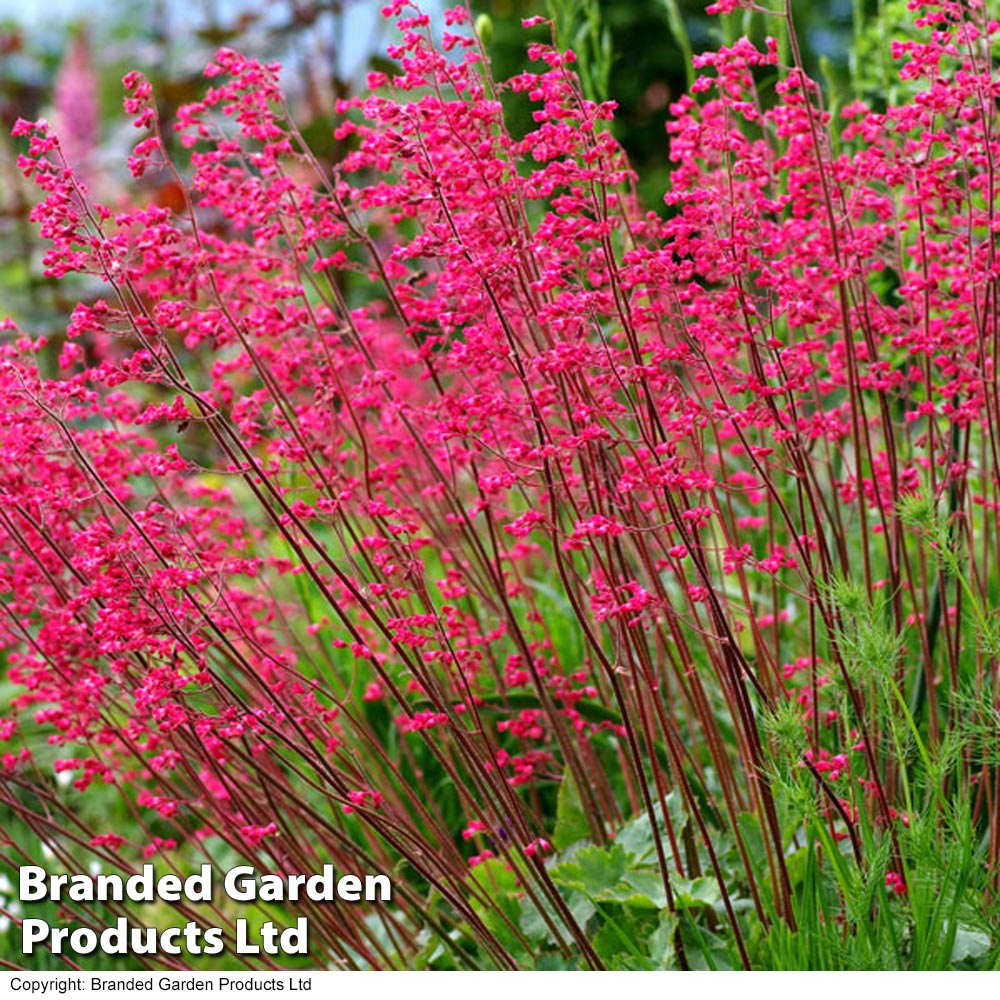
[545,0,611,106]
[462,797,710,970]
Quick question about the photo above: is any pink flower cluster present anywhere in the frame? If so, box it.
[1,0,998,960]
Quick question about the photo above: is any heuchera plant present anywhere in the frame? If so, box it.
[2,0,1000,971]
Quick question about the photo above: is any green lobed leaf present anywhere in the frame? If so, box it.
[551,843,629,896]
